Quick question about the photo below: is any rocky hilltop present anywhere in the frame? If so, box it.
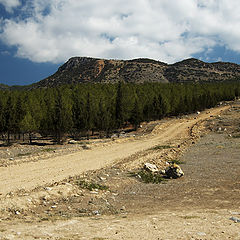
[32,57,240,88]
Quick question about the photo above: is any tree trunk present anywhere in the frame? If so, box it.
[7,132,10,145]
[29,132,32,144]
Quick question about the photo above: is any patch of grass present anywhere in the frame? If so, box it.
[41,148,56,152]
[169,159,185,165]
[92,238,108,240]
[180,215,199,219]
[232,134,240,138]
[16,152,32,157]
[76,179,109,191]
[131,170,166,184]
[150,145,173,151]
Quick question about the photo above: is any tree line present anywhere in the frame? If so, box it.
[0,81,239,145]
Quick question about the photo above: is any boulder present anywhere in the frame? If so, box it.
[165,163,184,179]
[144,163,158,173]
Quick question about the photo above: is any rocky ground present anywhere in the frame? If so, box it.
[0,101,239,239]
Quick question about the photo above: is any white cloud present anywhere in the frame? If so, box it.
[0,0,240,63]
[0,0,21,12]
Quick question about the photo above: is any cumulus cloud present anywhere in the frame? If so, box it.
[0,0,21,12]
[0,0,239,63]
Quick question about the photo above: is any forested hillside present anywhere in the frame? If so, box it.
[0,82,239,145]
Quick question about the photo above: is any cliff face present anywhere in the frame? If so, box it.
[34,57,240,88]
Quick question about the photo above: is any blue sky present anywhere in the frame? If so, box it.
[0,0,240,86]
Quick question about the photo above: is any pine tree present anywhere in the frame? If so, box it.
[4,96,17,144]
[52,90,72,144]
[72,95,85,138]
[20,112,37,144]
[115,81,124,129]
[130,98,142,130]
[85,92,94,139]
[0,97,4,137]
[15,96,25,139]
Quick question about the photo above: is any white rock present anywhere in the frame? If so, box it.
[93,210,100,215]
[160,169,166,174]
[68,140,78,144]
[15,211,20,215]
[90,191,99,194]
[230,211,240,215]
[144,163,158,173]
[230,217,240,223]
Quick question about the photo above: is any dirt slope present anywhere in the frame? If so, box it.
[0,105,229,196]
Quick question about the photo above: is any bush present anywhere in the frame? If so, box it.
[75,179,109,191]
[131,170,166,184]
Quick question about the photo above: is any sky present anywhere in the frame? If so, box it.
[0,0,240,86]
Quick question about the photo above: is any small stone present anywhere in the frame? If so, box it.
[120,206,126,211]
[93,210,100,215]
[98,176,106,181]
[230,211,240,215]
[68,140,78,144]
[51,205,57,209]
[45,187,52,191]
[90,191,99,194]
[230,217,240,223]
[15,211,20,215]
[160,169,166,174]
[197,232,206,236]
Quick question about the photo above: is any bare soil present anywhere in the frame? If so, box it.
[0,102,240,239]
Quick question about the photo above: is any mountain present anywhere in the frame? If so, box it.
[22,57,240,88]
[0,83,30,91]
[0,83,10,90]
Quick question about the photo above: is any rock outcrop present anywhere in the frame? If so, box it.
[33,57,240,88]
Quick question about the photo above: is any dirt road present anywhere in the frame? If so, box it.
[0,105,229,196]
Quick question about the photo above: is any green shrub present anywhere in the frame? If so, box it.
[150,145,173,151]
[131,170,166,184]
[169,159,185,165]
[76,179,109,191]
